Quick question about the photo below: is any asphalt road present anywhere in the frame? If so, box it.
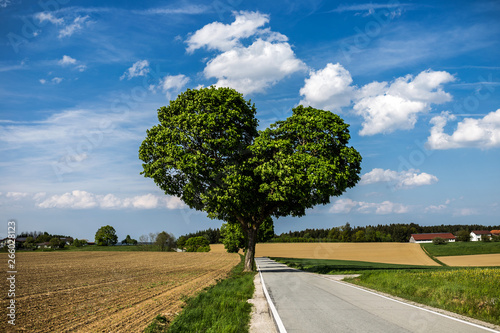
[255,257,499,333]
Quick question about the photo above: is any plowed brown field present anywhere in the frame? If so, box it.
[0,251,239,333]
[252,243,439,266]
[438,253,500,266]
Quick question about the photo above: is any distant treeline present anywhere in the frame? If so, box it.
[178,228,222,244]
[271,223,500,243]
[187,223,500,244]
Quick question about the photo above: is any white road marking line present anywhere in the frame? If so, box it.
[320,276,500,333]
[255,259,288,333]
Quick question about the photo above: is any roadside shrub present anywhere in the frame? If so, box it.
[432,237,447,245]
[481,235,491,242]
[185,236,210,252]
[196,245,210,252]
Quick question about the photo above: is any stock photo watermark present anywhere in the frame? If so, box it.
[7,0,71,53]
[6,220,17,326]
[340,0,402,64]
[51,64,170,182]
[397,72,496,175]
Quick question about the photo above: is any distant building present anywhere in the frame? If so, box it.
[0,237,28,248]
[470,230,492,242]
[491,230,500,236]
[409,233,456,243]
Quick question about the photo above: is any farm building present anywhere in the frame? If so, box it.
[470,230,492,241]
[409,233,456,243]
[491,230,500,236]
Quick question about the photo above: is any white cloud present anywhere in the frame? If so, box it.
[358,200,409,214]
[354,70,455,135]
[427,109,500,149]
[52,77,63,84]
[99,194,123,209]
[160,74,190,99]
[120,60,150,80]
[204,39,306,94]
[37,190,98,209]
[0,0,11,8]
[331,3,406,13]
[360,168,438,189]
[140,4,209,15]
[188,11,305,95]
[33,192,47,201]
[329,198,409,214]
[297,66,454,135]
[59,55,77,65]
[35,12,64,25]
[329,198,358,213]
[165,196,185,209]
[39,79,47,84]
[123,194,158,209]
[299,63,354,112]
[453,208,478,217]
[424,204,447,213]
[35,191,185,210]
[186,11,269,53]
[58,15,90,38]
[6,192,29,199]
[58,55,87,71]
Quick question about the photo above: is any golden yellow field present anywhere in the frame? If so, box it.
[0,251,239,333]
[438,253,500,266]
[212,242,439,265]
[253,243,440,266]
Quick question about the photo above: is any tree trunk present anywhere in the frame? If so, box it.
[244,226,258,272]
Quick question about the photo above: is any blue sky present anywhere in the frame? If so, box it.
[1,0,499,241]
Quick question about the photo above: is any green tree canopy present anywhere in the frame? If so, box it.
[121,235,138,245]
[139,87,362,271]
[220,217,274,253]
[95,225,118,246]
[155,231,176,251]
[184,236,210,252]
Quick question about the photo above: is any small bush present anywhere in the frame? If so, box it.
[481,235,491,242]
[144,315,169,333]
[432,237,447,245]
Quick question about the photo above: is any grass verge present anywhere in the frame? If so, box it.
[272,257,436,274]
[144,254,255,333]
[421,241,500,257]
[345,267,500,325]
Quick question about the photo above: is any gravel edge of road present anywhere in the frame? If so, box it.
[248,271,278,333]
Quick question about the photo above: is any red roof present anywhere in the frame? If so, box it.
[411,233,456,241]
[472,230,491,235]
[491,230,500,235]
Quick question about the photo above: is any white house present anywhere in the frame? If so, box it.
[409,233,456,243]
[470,230,491,242]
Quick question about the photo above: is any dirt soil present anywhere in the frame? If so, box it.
[0,251,239,333]
[438,253,500,266]
[253,243,439,266]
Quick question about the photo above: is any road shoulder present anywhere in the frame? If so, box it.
[248,270,278,333]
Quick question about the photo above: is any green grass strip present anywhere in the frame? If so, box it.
[419,244,447,266]
[421,241,500,257]
[144,254,255,333]
[345,267,500,326]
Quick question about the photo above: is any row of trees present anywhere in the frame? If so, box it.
[189,222,500,247]
[271,223,500,243]
[94,225,208,252]
[16,231,74,250]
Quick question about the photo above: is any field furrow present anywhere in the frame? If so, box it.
[0,251,239,333]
